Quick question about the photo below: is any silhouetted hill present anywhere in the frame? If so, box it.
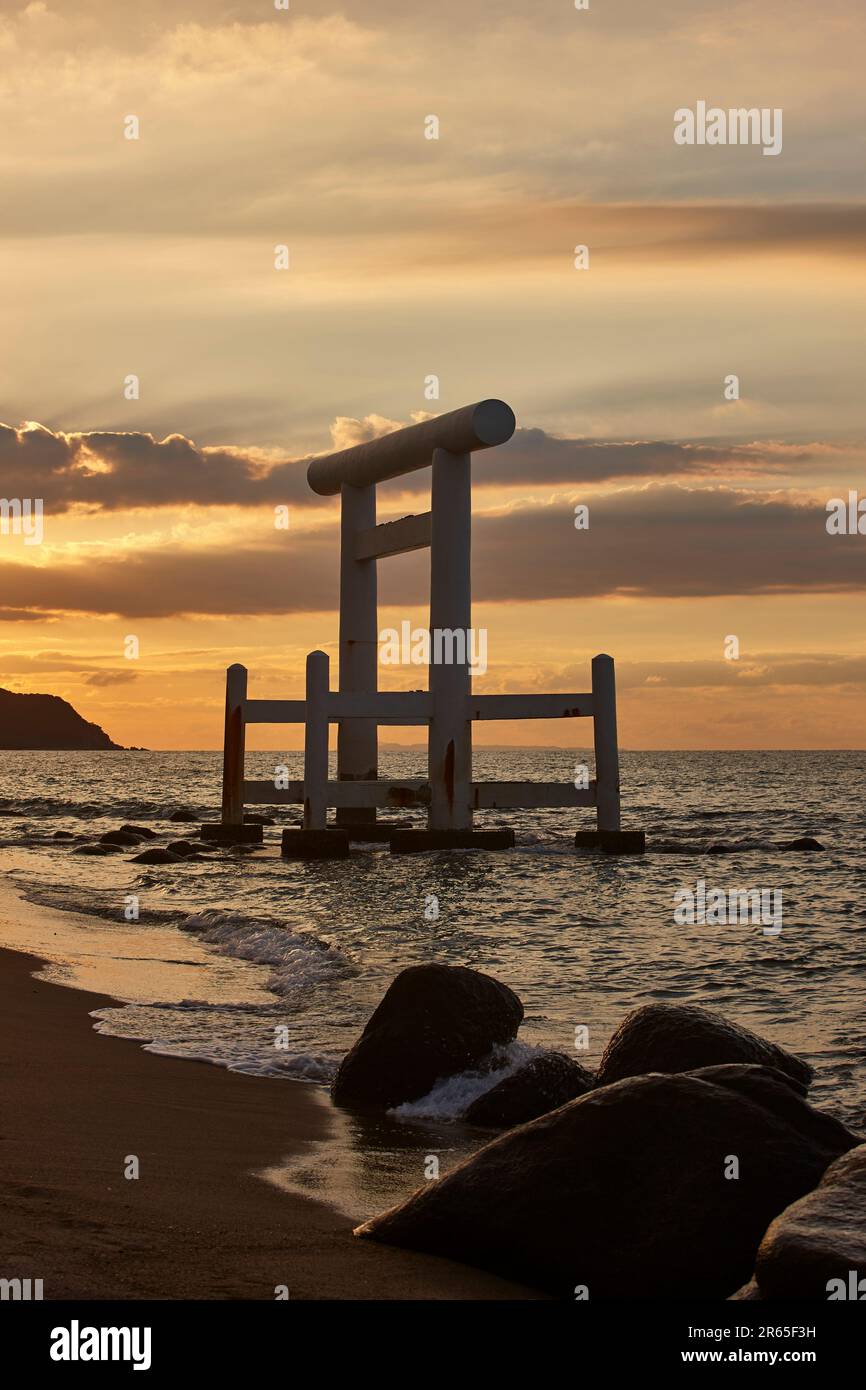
[0,688,123,750]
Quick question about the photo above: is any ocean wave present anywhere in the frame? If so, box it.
[0,797,215,820]
[652,837,800,854]
[178,907,355,996]
[17,879,189,927]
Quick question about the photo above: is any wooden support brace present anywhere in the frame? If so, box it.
[354,512,432,561]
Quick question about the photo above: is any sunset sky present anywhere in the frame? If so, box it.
[1,0,864,749]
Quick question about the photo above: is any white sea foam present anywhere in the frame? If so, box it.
[389,1040,542,1122]
[142,1038,336,1083]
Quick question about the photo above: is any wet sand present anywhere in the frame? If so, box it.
[0,945,540,1300]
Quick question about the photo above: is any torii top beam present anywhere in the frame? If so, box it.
[306,399,516,496]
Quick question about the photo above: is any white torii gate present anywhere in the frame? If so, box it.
[202,400,643,856]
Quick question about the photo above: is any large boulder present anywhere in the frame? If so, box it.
[597,1003,812,1090]
[750,1143,866,1299]
[355,1064,859,1298]
[331,964,523,1109]
[463,1051,594,1129]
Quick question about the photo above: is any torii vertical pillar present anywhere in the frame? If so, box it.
[200,662,263,843]
[428,448,473,830]
[221,662,247,826]
[336,481,378,825]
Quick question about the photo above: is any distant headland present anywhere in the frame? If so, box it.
[0,687,123,750]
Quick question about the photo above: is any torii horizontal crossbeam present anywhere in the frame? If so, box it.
[306,399,515,496]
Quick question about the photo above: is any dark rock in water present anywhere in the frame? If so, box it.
[332,964,524,1110]
[596,1003,812,1090]
[750,1142,866,1299]
[244,815,274,826]
[74,843,120,855]
[464,1051,594,1129]
[166,839,199,857]
[131,847,183,864]
[120,824,157,839]
[52,830,75,840]
[780,836,824,852]
[100,830,145,847]
[169,809,197,822]
[356,1065,859,1299]
[707,842,735,854]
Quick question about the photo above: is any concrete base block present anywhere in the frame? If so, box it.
[573,830,602,849]
[200,823,264,844]
[574,828,645,854]
[341,820,413,843]
[601,830,645,854]
[281,828,350,859]
[389,828,515,854]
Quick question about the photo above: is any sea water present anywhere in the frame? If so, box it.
[1,746,864,1207]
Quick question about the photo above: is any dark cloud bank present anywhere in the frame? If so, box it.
[0,421,843,515]
[1,486,863,620]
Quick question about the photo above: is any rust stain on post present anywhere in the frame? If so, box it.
[222,707,244,823]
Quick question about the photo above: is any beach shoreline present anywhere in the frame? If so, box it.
[0,936,540,1300]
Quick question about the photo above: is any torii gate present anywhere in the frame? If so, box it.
[201,400,644,856]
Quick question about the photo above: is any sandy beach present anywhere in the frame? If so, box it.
[0,942,540,1300]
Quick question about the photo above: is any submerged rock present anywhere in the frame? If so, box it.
[74,843,120,856]
[169,809,197,822]
[596,1003,812,1090]
[131,847,183,864]
[332,964,523,1110]
[120,824,157,839]
[463,1051,594,1129]
[52,830,75,840]
[750,1142,866,1299]
[100,829,146,847]
[356,1065,859,1299]
[780,836,824,852]
[166,839,200,857]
